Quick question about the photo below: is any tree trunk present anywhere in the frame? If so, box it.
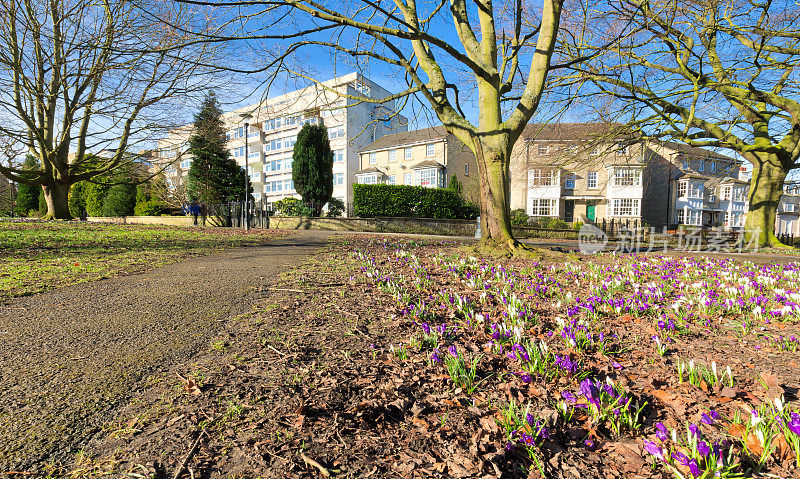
[474,142,519,252]
[744,154,787,248]
[41,181,72,220]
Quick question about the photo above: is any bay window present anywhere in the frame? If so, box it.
[530,198,557,216]
[609,198,640,217]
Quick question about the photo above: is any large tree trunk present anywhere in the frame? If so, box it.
[744,153,787,248]
[41,181,72,220]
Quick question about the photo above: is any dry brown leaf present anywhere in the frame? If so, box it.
[774,433,793,463]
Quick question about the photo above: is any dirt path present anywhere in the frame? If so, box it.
[0,231,332,471]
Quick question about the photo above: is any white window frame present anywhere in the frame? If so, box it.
[587,171,597,189]
[369,152,377,165]
[617,143,629,156]
[426,143,435,157]
[333,173,345,186]
[786,202,796,213]
[388,150,397,162]
[359,174,377,185]
[688,182,703,199]
[529,198,557,217]
[537,144,549,155]
[613,168,641,187]
[404,172,412,184]
[564,172,576,189]
[609,198,640,217]
[699,160,705,172]
[405,147,412,160]
[529,168,556,186]
[387,175,396,185]
[721,185,732,201]
[416,168,438,187]
[733,186,746,202]
[334,150,345,163]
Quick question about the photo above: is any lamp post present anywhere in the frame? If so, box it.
[239,112,253,230]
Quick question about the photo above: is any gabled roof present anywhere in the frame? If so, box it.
[410,160,444,169]
[657,140,738,162]
[355,167,386,175]
[360,126,450,152]
[522,122,639,141]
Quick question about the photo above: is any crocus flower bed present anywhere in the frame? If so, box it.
[352,238,800,477]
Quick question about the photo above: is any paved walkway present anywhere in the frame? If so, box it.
[0,231,332,471]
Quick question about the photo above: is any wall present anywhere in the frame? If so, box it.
[87,216,227,227]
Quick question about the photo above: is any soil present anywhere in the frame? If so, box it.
[3,233,800,478]
[43,235,800,479]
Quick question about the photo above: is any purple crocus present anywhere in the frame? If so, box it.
[697,440,710,457]
[687,459,701,477]
[655,422,669,441]
[700,412,716,425]
[580,379,601,408]
[430,349,442,363]
[448,344,458,358]
[787,412,800,436]
[642,440,664,461]
[561,390,577,404]
[688,423,701,438]
[421,323,431,335]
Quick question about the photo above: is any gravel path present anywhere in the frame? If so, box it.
[0,231,332,471]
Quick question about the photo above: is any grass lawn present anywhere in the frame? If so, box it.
[77,236,800,479]
[0,221,287,303]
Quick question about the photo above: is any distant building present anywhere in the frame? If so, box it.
[510,123,744,228]
[356,126,478,202]
[154,73,407,212]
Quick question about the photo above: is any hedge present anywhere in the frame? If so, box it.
[353,183,478,219]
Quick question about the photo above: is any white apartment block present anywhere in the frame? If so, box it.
[154,73,407,211]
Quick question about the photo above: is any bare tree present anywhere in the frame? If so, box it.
[175,0,564,253]
[561,0,800,247]
[0,0,220,219]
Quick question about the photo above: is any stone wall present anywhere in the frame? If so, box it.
[268,215,479,236]
[87,216,227,227]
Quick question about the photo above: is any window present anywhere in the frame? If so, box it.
[587,171,597,189]
[590,145,601,155]
[786,202,796,213]
[720,185,732,201]
[233,146,246,157]
[699,160,705,172]
[248,151,260,160]
[733,186,746,202]
[387,175,396,185]
[417,168,438,187]
[537,144,549,155]
[613,168,641,186]
[229,126,246,139]
[677,209,685,224]
[529,169,556,186]
[333,173,345,185]
[247,129,260,139]
[710,161,717,173]
[388,150,397,162]
[565,172,575,189]
[617,142,628,155]
[465,163,469,176]
[369,152,377,165]
[426,144,435,157]
[405,148,412,160]
[359,174,377,184]
[328,127,345,140]
[708,192,716,203]
[180,159,191,169]
[530,198,556,216]
[688,182,703,199]
[404,173,412,184]
[687,210,702,225]
[610,198,640,217]
[334,150,345,163]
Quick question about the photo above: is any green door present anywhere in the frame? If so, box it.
[587,203,596,222]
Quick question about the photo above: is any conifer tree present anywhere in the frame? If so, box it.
[292,123,333,217]
[186,91,246,209]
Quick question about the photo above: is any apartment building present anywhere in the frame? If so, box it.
[154,73,407,211]
[777,182,800,235]
[509,123,745,228]
[355,126,478,201]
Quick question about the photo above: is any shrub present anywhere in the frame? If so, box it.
[134,200,166,216]
[275,197,311,216]
[352,184,478,219]
[531,217,569,229]
[326,197,345,217]
[511,208,529,227]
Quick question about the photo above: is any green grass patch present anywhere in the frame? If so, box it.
[0,221,286,302]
